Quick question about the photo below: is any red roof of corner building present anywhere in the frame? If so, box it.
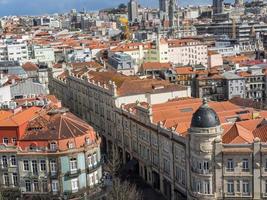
[18,110,97,151]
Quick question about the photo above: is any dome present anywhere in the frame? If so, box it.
[191,99,220,128]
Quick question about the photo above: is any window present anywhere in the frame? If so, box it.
[152,152,159,166]
[25,180,31,192]
[3,173,9,186]
[12,173,18,186]
[70,158,77,171]
[3,137,8,145]
[71,178,79,192]
[32,160,38,174]
[33,180,39,192]
[12,138,17,144]
[50,142,57,151]
[24,160,29,171]
[50,160,56,172]
[51,180,58,192]
[204,181,210,194]
[93,153,97,166]
[42,180,48,192]
[88,155,92,167]
[227,159,234,171]
[11,155,16,166]
[85,137,91,145]
[243,181,250,195]
[40,160,46,171]
[196,181,201,193]
[198,161,202,170]
[68,141,74,149]
[203,161,209,171]
[227,180,234,194]
[242,159,249,171]
[2,156,8,168]
[163,158,170,174]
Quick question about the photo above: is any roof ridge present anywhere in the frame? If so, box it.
[58,115,63,140]
[63,115,89,129]
[64,116,86,134]
[62,116,76,138]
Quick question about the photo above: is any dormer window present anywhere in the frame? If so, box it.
[3,138,8,145]
[50,142,57,151]
[30,143,37,150]
[85,137,91,145]
[68,141,74,149]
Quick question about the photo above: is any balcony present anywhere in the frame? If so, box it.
[65,169,81,178]
[87,162,102,174]
[23,172,39,178]
[49,171,57,178]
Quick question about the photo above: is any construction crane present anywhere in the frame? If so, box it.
[119,17,132,40]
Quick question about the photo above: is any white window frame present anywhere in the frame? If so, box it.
[50,160,56,172]
[243,181,250,195]
[70,158,77,172]
[52,180,58,192]
[50,142,57,151]
[40,160,46,171]
[10,155,16,166]
[93,153,97,166]
[71,178,79,192]
[227,159,234,171]
[3,137,8,145]
[227,180,234,194]
[204,181,210,194]
[23,160,29,171]
[88,155,92,168]
[25,180,31,192]
[242,159,249,171]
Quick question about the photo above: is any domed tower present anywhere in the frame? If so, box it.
[187,98,223,199]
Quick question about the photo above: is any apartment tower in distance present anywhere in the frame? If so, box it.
[128,0,138,22]
[213,0,224,14]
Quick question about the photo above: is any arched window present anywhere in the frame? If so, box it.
[49,142,57,151]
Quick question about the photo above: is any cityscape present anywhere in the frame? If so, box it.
[0,0,267,199]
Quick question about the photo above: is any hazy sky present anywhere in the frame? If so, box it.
[0,0,213,16]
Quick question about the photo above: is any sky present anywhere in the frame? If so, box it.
[0,0,214,16]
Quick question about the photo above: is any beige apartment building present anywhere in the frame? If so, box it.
[110,38,208,67]
[49,68,267,200]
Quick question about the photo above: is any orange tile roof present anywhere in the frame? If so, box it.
[0,111,13,122]
[87,71,186,96]
[142,62,172,70]
[175,67,195,75]
[224,55,250,63]
[126,98,267,144]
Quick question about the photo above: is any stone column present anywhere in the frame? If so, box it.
[253,138,261,199]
